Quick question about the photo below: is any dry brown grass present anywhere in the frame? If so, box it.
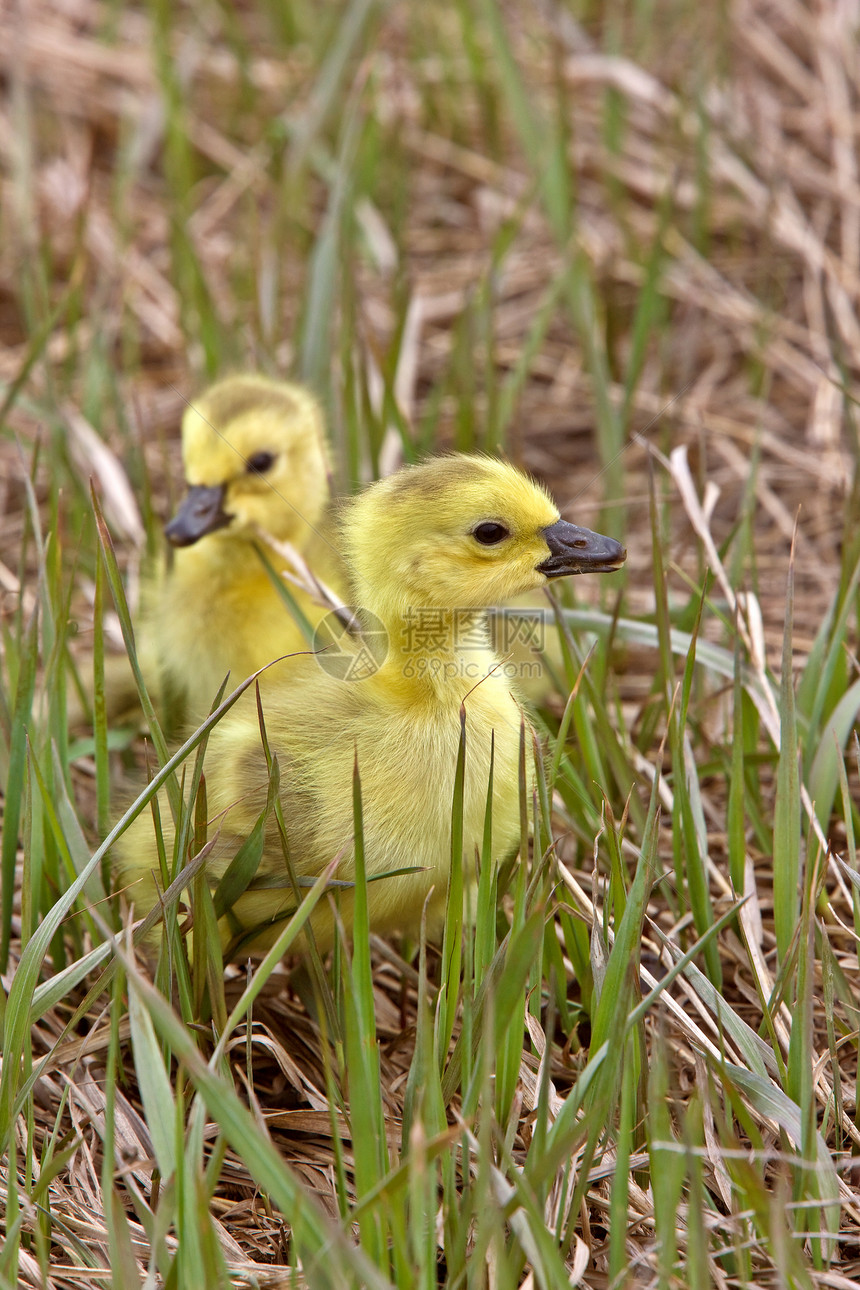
[2,0,860,1285]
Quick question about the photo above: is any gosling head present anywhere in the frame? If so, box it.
[164,375,330,549]
[342,455,625,621]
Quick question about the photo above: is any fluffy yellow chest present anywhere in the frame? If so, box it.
[152,541,317,716]
[201,669,528,945]
[353,679,524,864]
[305,676,525,927]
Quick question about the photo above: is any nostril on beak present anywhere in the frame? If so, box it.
[538,518,627,576]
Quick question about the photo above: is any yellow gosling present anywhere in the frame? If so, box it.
[114,454,626,952]
[134,374,342,724]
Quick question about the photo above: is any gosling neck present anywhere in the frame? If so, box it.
[173,523,306,578]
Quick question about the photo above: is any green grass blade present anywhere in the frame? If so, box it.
[340,752,390,1265]
[807,678,860,833]
[437,705,466,1066]
[773,543,801,964]
[127,958,177,1180]
[0,600,38,969]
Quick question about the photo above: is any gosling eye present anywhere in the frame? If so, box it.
[472,521,510,546]
[247,451,276,475]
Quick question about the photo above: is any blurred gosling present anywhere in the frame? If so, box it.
[90,374,344,727]
[151,373,343,719]
[114,454,626,952]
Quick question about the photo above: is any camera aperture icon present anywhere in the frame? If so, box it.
[313,607,389,681]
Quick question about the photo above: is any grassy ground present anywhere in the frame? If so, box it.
[2,0,860,1285]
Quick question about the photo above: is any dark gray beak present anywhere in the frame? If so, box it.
[537,519,627,577]
[164,484,232,547]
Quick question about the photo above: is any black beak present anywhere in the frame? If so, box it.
[164,484,232,547]
[537,519,627,577]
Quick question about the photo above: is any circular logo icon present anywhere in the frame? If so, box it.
[312,606,388,681]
